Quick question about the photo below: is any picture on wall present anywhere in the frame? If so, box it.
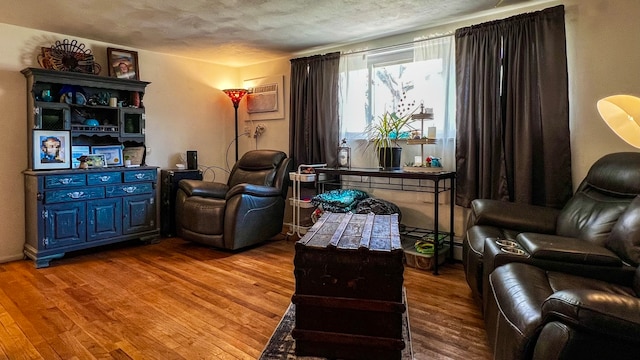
[33,130,71,170]
[107,48,139,80]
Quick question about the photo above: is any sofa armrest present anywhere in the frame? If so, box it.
[178,179,228,198]
[542,289,640,343]
[518,233,622,266]
[226,183,282,199]
[470,199,560,233]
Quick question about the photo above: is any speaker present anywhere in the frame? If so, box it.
[187,151,198,170]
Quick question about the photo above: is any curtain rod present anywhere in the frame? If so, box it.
[341,31,454,56]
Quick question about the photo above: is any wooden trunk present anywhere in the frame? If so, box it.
[292,212,406,360]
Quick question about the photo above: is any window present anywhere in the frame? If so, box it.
[339,35,456,169]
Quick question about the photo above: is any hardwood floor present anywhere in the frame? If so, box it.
[0,235,492,359]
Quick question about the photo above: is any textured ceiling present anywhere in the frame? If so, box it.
[0,0,542,67]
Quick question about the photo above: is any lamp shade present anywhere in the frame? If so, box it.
[597,95,640,148]
[222,88,248,107]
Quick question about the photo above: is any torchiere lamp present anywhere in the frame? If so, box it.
[222,88,248,162]
[597,94,640,148]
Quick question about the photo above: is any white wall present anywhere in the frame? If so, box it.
[1,0,639,263]
[237,59,291,157]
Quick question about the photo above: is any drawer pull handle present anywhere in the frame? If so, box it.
[99,176,111,182]
[134,173,145,179]
[67,191,85,199]
[123,186,137,193]
[59,178,73,185]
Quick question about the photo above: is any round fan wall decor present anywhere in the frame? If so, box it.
[38,39,101,75]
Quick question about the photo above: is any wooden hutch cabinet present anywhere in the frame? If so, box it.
[21,68,159,268]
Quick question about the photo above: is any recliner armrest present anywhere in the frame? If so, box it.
[518,233,622,266]
[542,289,640,343]
[178,179,229,199]
[470,199,560,233]
[226,183,282,199]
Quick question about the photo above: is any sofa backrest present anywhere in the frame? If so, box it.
[227,150,290,197]
[607,196,640,267]
[556,152,640,246]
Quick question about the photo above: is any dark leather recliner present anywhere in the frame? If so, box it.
[174,150,292,250]
[462,152,640,308]
[485,194,640,359]
[486,259,640,360]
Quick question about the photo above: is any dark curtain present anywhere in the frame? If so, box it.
[455,5,572,209]
[289,52,340,168]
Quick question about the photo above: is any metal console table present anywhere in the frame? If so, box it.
[314,167,455,275]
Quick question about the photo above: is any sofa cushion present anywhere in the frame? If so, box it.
[555,189,630,246]
[518,233,622,267]
[607,196,640,266]
[583,152,640,196]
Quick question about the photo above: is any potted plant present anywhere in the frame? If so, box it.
[365,110,416,170]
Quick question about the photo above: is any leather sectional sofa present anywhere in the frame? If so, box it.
[462,152,640,359]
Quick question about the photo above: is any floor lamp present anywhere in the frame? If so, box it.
[222,88,248,162]
[597,94,640,148]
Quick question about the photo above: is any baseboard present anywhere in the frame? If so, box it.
[0,253,26,264]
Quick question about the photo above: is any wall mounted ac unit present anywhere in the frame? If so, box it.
[247,83,278,113]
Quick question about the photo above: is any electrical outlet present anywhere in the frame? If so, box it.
[243,126,251,135]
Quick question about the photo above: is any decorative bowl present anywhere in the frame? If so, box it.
[84,119,99,126]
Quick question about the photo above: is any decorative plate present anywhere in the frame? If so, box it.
[75,92,87,105]
[39,39,101,75]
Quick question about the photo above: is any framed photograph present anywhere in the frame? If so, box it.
[71,145,90,169]
[92,145,124,166]
[123,146,146,166]
[81,154,107,168]
[107,48,139,80]
[33,130,71,170]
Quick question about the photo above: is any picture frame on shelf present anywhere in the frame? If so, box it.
[122,146,145,166]
[81,154,107,168]
[71,145,90,169]
[107,48,139,80]
[92,145,124,166]
[33,130,71,170]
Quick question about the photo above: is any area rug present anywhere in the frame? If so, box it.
[259,303,413,360]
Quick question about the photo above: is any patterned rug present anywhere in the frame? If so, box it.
[259,303,413,360]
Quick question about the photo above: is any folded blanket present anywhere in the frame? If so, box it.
[311,189,369,213]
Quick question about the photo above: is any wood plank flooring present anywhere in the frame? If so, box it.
[0,235,491,359]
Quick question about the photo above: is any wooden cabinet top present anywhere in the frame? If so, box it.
[21,67,150,93]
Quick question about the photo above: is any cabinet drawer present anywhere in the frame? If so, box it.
[45,174,86,188]
[106,182,153,197]
[45,187,105,204]
[87,172,122,185]
[124,170,156,183]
